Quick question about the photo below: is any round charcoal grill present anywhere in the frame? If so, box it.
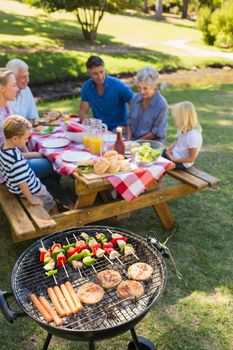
[0,226,167,350]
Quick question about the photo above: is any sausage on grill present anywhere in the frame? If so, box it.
[64,281,83,312]
[77,282,104,304]
[29,293,53,323]
[47,287,66,318]
[39,296,63,326]
[54,286,72,316]
[128,262,153,281]
[116,280,144,300]
[96,269,122,289]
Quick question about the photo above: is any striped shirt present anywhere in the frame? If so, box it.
[0,147,41,195]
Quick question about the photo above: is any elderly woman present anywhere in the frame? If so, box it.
[127,66,168,143]
[0,68,73,209]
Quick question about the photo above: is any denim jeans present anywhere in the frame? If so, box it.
[161,149,186,170]
[27,158,71,206]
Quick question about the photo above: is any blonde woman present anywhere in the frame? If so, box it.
[163,101,202,169]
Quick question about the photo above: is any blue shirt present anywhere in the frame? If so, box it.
[128,91,168,140]
[81,75,134,130]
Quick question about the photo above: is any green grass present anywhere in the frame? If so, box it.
[0,82,233,349]
[0,0,232,85]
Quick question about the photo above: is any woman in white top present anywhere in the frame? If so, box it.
[164,101,202,169]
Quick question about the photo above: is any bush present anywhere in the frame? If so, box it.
[197,1,233,48]
[197,6,215,45]
[209,1,233,48]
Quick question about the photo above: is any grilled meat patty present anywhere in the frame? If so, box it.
[116,280,144,300]
[77,282,104,304]
[128,262,153,281]
[96,269,122,289]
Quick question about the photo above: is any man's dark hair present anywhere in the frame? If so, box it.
[86,56,105,70]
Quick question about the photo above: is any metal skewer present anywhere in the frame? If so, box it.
[40,239,45,249]
[103,254,113,265]
[62,262,69,278]
[53,274,58,285]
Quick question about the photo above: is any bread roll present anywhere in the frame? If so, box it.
[108,159,121,174]
[94,158,110,175]
[119,159,131,172]
[117,154,125,160]
[104,150,118,158]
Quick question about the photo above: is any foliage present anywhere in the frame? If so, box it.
[197,6,215,45]
[25,0,139,40]
[197,1,233,48]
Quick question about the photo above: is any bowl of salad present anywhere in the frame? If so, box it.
[131,140,164,165]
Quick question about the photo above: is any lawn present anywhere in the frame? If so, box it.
[0,82,233,350]
[0,0,232,84]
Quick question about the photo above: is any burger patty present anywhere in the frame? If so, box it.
[116,280,144,300]
[77,282,104,304]
[96,269,122,289]
[128,262,153,281]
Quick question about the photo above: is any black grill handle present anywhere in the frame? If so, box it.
[0,291,26,323]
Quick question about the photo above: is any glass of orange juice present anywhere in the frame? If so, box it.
[83,134,91,148]
[89,136,103,155]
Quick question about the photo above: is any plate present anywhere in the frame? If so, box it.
[61,151,93,163]
[42,138,70,148]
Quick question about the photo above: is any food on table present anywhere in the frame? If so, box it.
[64,281,83,312]
[39,125,55,135]
[132,142,162,164]
[116,280,144,300]
[94,157,110,175]
[103,150,118,159]
[38,295,63,327]
[76,159,94,174]
[119,159,131,172]
[77,282,105,304]
[54,285,72,316]
[96,269,122,289]
[29,293,53,323]
[33,125,44,133]
[42,111,62,123]
[107,159,121,174]
[128,262,153,281]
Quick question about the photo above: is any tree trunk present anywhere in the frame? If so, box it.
[144,0,149,13]
[182,0,189,19]
[155,0,163,20]
[82,28,97,41]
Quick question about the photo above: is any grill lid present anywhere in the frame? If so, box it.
[12,226,167,333]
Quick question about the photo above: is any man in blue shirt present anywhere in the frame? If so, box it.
[79,56,134,131]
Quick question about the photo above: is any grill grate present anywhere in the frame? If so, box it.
[12,226,166,332]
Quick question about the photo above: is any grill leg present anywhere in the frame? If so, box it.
[42,333,53,350]
[89,340,96,350]
[130,328,142,350]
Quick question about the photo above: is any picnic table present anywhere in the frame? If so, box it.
[0,125,220,242]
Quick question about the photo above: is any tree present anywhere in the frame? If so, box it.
[182,0,189,18]
[155,0,163,19]
[25,0,138,41]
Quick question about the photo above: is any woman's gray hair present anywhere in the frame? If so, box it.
[5,59,28,76]
[136,66,159,87]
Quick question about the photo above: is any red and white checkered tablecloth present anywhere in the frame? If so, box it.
[107,157,173,201]
[29,127,85,176]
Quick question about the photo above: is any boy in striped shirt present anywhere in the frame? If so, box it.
[0,115,55,212]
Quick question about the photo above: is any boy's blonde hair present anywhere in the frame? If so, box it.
[172,101,202,133]
[3,115,32,139]
[0,68,13,86]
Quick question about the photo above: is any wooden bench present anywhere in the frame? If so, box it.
[0,167,220,243]
[0,184,56,242]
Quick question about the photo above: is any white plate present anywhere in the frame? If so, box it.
[42,138,70,148]
[61,150,93,163]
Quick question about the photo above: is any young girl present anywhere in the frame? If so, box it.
[164,101,202,169]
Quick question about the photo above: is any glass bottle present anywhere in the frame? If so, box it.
[113,127,125,155]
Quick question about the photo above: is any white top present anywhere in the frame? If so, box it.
[172,128,202,168]
[8,86,38,120]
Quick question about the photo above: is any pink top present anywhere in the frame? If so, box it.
[0,102,12,183]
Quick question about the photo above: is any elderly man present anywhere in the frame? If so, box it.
[79,55,134,131]
[5,59,38,125]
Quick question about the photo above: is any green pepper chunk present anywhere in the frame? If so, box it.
[81,249,93,258]
[62,243,75,251]
[44,257,53,264]
[46,269,58,277]
[67,252,82,263]
[52,249,65,258]
[83,256,96,266]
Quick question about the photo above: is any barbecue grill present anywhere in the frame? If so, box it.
[0,226,167,350]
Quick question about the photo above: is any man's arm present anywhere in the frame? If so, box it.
[79,101,91,123]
